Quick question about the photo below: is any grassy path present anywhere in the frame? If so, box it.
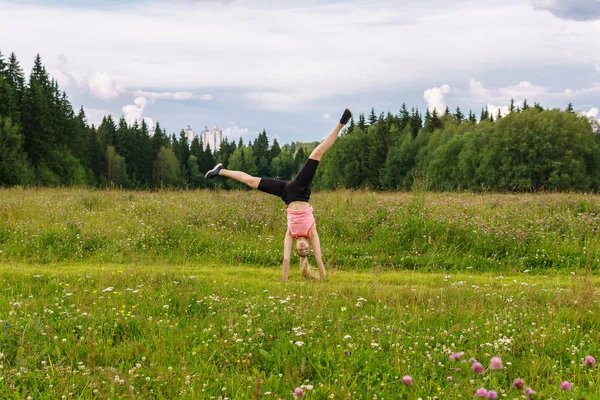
[0,263,598,399]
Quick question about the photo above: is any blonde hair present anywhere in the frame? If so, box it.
[300,256,314,278]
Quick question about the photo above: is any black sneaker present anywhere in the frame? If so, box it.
[340,109,352,125]
[204,163,223,179]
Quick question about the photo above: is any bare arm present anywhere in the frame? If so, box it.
[282,228,293,281]
[309,224,326,280]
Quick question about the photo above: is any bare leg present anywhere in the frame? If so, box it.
[309,123,344,161]
[219,169,260,189]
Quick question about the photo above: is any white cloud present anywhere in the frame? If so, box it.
[322,113,330,119]
[4,0,599,112]
[132,90,212,100]
[584,107,599,119]
[2,1,599,113]
[222,122,249,140]
[530,0,600,21]
[468,78,600,106]
[144,117,155,131]
[88,71,124,100]
[487,104,511,118]
[54,54,77,88]
[122,96,150,126]
[581,107,600,124]
[84,107,111,127]
[469,79,548,104]
[423,84,450,113]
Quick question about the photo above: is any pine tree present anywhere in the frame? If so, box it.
[347,117,355,133]
[0,48,18,121]
[0,74,17,121]
[203,141,215,171]
[138,119,153,186]
[357,113,367,132]
[424,109,442,132]
[423,109,432,132]
[399,103,410,130]
[190,136,202,159]
[432,109,443,130]
[480,106,490,122]
[71,106,90,166]
[270,138,281,165]
[98,115,117,148]
[410,108,421,138]
[368,108,377,126]
[116,117,130,161]
[177,130,191,184]
[0,115,33,185]
[294,147,306,174]
[149,121,169,176]
[21,54,56,171]
[454,106,464,123]
[252,129,270,177]
[509,99,516,113]
[87,126,106,185]
[496,108,502,120]
[444,106,451,116]
[468,110,477,123]
[522,99,529,110]
[566,102,574,113]
[0,48,6,74]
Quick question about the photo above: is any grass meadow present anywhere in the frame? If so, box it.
[0,188,599,399]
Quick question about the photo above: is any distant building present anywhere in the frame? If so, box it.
[201,125,223,152]
[181,125,223,152]
[183,125,196,144]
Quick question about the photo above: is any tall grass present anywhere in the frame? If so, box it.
[0,264,598,398]
[0,188,598,272]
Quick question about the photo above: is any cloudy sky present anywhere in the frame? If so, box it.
[1,0,599,143]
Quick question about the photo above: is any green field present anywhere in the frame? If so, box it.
[0,189,599,399]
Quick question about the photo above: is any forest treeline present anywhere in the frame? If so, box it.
[1,48,599,191]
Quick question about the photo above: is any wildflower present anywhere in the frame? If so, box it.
[101,287,113,293]
[486,390,498,399]
[475,388,488,397]
[294,387,304,398]
[559,381,571,390]
[469,357,477,364]
[513,378,524,389]
[524,387,536,398]
[295,341,305,347]
[401,375,413,386]
[446,376,452,382]
[449,352,463,361]
[472,362,483,374]
[489,357,503,370]
[583,355,596,367]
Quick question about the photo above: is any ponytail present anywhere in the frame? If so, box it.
[300,256,315,278]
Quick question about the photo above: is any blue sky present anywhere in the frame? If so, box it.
[1,0,599,144]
